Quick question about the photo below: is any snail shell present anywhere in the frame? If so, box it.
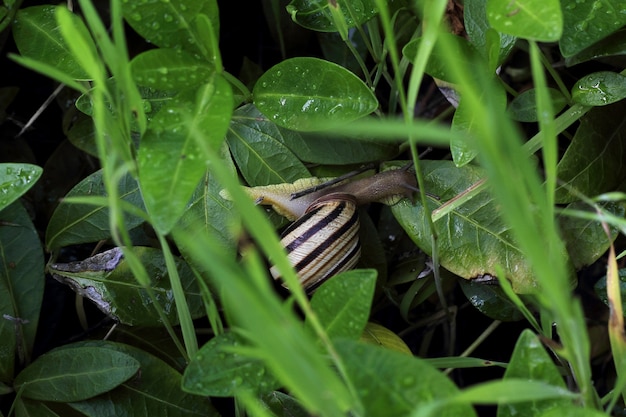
[270,193,361,291]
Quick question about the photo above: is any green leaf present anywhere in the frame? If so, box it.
[555,102,626,203]
[487,0,562,42]
[14,398,61,417]
[138,75,233,234]
[122,0,219,58]
[286,0,378,32]
[14,346,139,402]
[253,57,378,131]
[508,88,568,122]
[0,163,41,212]
[360,322,412,355]
[335,339,476,417]
[571,71,626,106]
[458,280,525,321]
[0,201,44,383]
[391,161,573,294]
[48,247,204,326]
[45,170,145,250]
[182,332,278,397]
[498,330,568,416]
[68,341,217,417]
[559,201,624,269]
[309,269,376,340]
[560,0,626,57]
[465,0,517,66]
[12,5,93,80]
[226,104,310,186]
[539,406,608,417]
[565,28,626,66]
[595,268,626,317]
[131,48,214,90]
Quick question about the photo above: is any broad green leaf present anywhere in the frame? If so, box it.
[45,170,146,250]
[560,0,626,57]
[14,346,139,402]
[286,0,378,32]
[48,247,204,326]
[253,57,378,131]
[459,280,525,321]
[0,163,42,211]
[182,332,278,397]
[131,48,214,90]
[226,104,310,186]
[335,339,476,417]
[508,88,568,122]
[571,71,626,106]
[559,201,624,269]
[498,330,568,417]
[122,0,219,58]
[68,341,217,417]
[539,406,608,417]
[465,0,517,66]
[555,102,626,203]
[12,5,93,80]
[15,398,60,417]
[361,322,412,355]
[403,34,477,84]
[138,75,233,234]
[565,28,626,66]
[0,201,44,383]
[309,269,376,340]
[487,0,562,42]
[595,268,626,317]
[263,391,309,417]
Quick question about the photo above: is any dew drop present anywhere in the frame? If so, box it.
[151,21,160,29]
[275,70,282,77]
[163,13,174,22]
[130,12,142,21]
[576,21,588,31]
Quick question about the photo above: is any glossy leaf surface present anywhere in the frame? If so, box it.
[182,332,278,397]
[14,346,139,401]
[0,163,42,212]
[131,48,214,90]
[487,0,562,42]
[571,71,626,106]
[45,170,145,250]
[138,75,232,234]
[13,5,93,80]
[595,268,626,316]
[335,339,476,417]
[555,102,626,203]
[309,269,376,340]
[459,280,525,322]
[0,201,44,383]
[465,0,517,65]
[69,341,217,417]
[508,88,567,122]
[48,247,204,326]
[287,0,378,32]
[253,57,378,131]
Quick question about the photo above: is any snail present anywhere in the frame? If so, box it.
[229,167,427,291]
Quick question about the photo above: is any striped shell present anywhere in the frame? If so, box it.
[270,193,361,291]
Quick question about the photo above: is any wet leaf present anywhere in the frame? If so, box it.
[14,346,139,402]
[508,88,568,122]
[0,163,42,212]
[253,57,378,131]
[182,332,278,397]
[287,0,378,32]
[464,0,517,65]
[459,280,525,321]
[48,247,204,326]
[571,71,626,106]
[122,0,219,58]
[45,169,146,250]
[555,102,626,203]
[361,322,412,355]
[595,268,626,316]
[131,48,215,90]
[13,5,93,80]
[0,201,44,383]
[487,0,562,42]
[226,104,310,186]
[565,28,626,66]
[499,330,569,417]
[138,75,232,234]
[560,0,626,57]
[69,341,217,417]
[559,201,624,269]
[335,339,476,417]
[390,160,574,294]
[309,269,377,340]
[263,391,309,417]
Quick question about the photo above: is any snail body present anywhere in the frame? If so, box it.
[235,167,421,290]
